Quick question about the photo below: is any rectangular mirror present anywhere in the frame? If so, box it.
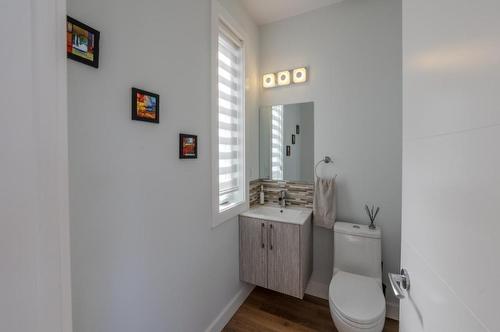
[259,102,314,182]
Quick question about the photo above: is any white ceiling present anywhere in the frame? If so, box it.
[240,0,345,26]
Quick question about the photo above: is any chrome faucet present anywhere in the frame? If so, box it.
[279,190,287,208]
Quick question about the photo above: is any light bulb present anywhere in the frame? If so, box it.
[262,73,276,88]
[292,67,307,83]
[277,70,291,86]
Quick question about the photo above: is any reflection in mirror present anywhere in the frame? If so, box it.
[259,102,314,182]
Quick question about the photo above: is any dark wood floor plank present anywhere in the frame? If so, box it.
[223,287,399,332]
[302,294,329,306]
[383,318,399,332]
[235,305,315,332]
[240,287,336,331]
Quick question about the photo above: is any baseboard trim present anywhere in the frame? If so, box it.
[386,301,400,321]
[205,283,255,332]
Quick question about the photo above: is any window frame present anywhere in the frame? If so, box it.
[210,0,248,228]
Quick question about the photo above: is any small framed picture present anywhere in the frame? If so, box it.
[296,125,300,134]
[131,88,160,123]
[179,134,198,159]
[67,16,100,68]
[286,145,291,156]
[292,134,296,144]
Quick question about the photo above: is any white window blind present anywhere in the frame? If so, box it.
[218,23,244,211]
[271,105,284,181]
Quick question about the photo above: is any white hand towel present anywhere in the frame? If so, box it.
[313,177,336,229]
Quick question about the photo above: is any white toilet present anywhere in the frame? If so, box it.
[329,222,386,332]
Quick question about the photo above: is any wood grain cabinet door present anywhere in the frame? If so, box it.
[239,216,268,288]
[267,221,301,298]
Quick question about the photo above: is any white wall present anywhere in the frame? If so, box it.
[259,0,402,310]
[0,0,72,331]
[67,0,259,331]
[401,0,500,330]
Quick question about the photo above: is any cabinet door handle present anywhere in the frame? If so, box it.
[261,223,265,248]
[269,224,273,250]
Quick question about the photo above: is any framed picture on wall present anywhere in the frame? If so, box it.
[66,16,100,68]
[131,88,160,123]
[286,145,291,156]
[292,134,296,144]
[179,134,198,159]
[296,125,300,134]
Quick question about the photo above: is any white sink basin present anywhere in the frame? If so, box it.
[240,206,312,225]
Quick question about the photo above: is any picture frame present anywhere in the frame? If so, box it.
[292,134,296,144]
[67,16,100,68]
[296,125,300,134]
[131,88,160,123]
[179,134,198,159]
[286,145,291,156]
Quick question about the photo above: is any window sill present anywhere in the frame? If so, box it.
[212,200,248,228]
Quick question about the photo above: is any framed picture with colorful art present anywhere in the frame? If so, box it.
[179,134,198,159]
[66,16,100,68]
[131,88,160,123]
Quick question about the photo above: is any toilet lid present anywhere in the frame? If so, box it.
[330,271,385,325]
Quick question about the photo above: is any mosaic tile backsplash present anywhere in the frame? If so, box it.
[249,179,314,208]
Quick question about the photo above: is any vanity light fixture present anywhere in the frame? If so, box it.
[262,73,276,88]
[263,66,308,88]
[277,70,291,86]
[292,67,307,83]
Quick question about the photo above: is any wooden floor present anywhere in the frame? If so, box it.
[223,287,398,332]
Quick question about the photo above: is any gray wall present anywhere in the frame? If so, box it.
[67,0,259,331]
[282,103,314,182]
[259,0,402,308]
[283,103,302,181]
[299,102,314,182]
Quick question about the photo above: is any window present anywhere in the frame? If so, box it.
[271,105,284,180]
[211,5,246,227]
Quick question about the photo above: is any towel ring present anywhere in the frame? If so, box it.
[315,156,337,179]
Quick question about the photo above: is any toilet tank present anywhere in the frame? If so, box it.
[333,222,382,281]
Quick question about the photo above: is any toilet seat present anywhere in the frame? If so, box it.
[329,271,386,328]
[330,303,383,330]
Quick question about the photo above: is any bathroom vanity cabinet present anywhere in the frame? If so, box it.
[239,210,312,299]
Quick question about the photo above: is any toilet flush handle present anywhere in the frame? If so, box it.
[388,269,410,299]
